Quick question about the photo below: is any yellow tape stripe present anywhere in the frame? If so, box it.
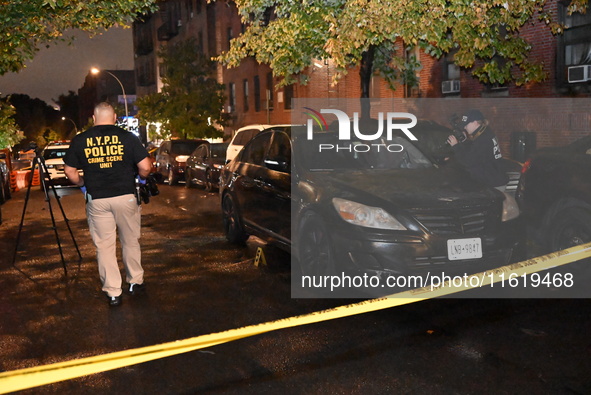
[1,243,590,394]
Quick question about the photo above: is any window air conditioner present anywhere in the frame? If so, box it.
[442,80,460,94]
[568,65,591,83]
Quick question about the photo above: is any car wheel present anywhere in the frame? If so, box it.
[204,170,213,192]
[547,206,591,252]
[297,212,336,277]
[168,169,178,186]
[222,194,248,244]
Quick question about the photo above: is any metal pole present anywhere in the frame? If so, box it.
[62,117,78,135]
[103,70,129,120]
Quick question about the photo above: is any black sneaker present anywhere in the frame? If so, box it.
[128,283,146,295]
[108,295,122,307]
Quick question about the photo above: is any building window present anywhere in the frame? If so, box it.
[266,72,274,110]
[186,0,193,19]
[284,85,294,110]
[558,1,591,86]
[227,27,233,50]
[441,52,462,96]
[228,83,236,113]
[254,76,261,112]
[243,79,249,112]
[564,5,591,66]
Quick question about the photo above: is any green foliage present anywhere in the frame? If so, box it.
[0,100,24,149]
[0,0,157,75]
[6,94,64,149]
[218,0,589,88]
[137,39,226,139]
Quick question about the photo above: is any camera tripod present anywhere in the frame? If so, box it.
[12,154,82,276]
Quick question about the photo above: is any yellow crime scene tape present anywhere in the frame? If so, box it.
[1,242,590,394]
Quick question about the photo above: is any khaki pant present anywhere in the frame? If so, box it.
[87,194,143,297]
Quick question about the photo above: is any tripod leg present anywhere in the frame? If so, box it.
[37,159,69,276]
[12,161,37,267]
[40,160,83,261]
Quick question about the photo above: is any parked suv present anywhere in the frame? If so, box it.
[155,139,206,185]
[516,135,591,253]
[41,141,73,186]
[226,124,291,164]
[220,123,523,296]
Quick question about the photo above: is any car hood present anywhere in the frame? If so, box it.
[298,164,501,210]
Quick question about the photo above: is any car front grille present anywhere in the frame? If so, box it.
[410,206,490,235]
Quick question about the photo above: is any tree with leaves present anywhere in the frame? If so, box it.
[137,38,226,139]
[218,0,588,105]
[0,0,157,75]
[0,100,23,149]
[7,94,64,149]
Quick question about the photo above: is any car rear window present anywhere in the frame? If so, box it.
[43,148,68,160]
[171,142,201,155]
[211,144,228,159]
[233,129,259,146]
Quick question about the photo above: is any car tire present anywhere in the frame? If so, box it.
[297,212,336,278]
[222,194,248,244]
[546,206,591,253]
[204,170,213,192]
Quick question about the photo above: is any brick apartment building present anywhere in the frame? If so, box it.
[132,0,591,157]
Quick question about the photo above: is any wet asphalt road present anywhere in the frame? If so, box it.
[1,184,591,394]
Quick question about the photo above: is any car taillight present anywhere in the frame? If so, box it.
[520,158,532,174]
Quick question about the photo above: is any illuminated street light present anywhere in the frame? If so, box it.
[61,116,78,135]
[90,67,129,120]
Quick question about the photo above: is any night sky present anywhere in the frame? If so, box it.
[0,26,134,108]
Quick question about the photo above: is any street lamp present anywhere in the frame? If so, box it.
[90,67,129,120]
[61,116,78,135]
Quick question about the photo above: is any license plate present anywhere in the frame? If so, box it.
[447,238,482,261]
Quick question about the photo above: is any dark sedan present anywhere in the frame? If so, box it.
[220,123,523,296]
[516,135,591,253]
[155,139,206,185]
[186,142,228,191]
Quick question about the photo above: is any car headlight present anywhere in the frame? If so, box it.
[332,198,407,230]
[175,155,190,163]
[213,163,224,169]
[501,193,520,222]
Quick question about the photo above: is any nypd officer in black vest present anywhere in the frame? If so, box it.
[447,109,508,189]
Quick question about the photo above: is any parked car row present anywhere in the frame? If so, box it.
[157,121,589,295]
[154,124,292,190]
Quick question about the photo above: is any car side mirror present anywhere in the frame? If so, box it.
[264,157,290,173]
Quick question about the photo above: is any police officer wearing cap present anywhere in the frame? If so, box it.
[447,109,508,189]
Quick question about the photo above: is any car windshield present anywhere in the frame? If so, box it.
[296,132,433,171]
[43,148,68,160]
[171,142,200,155]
